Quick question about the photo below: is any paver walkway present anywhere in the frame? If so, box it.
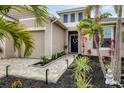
[0,54,76,83]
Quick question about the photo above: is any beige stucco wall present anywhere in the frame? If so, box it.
[44,20,51,57]
[3,30,45,59]
[29,31,45,58]
[19,18,45,58]
[20,17,66,58]
[45,20,66,57]
[19,18,42,28]
[4,36,15,58]
[52,23,66,54]
[121,24,124,57]
[2,14,68,59]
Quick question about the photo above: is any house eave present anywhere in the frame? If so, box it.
[57,7,85,15]
[101,21,124,25]
[26,27,46,31]
[49,15,68,30]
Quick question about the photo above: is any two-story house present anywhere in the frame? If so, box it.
[57,7,124,57]
[1,6,124,58]
[58,7,84,54]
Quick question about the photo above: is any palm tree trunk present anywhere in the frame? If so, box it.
[112,5,122,82]
[94,5,106,77]
[94,35,106,77]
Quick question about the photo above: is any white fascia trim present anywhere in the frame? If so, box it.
[19,17,36,21]
[101,21,124,24]
[26,27,46,31]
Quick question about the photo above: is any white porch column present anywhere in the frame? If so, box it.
[65,30,68,54]
[78,32,82,54]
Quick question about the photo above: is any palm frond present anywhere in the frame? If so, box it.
[29,5,48,26]
[0,5,48,26]
[0,18,34,57]
[100,12,112,19]
[84,5,94,18]
[77,18,92,32]
[18,31,34,57]
[0,5,11,15]
[114,5,118,14]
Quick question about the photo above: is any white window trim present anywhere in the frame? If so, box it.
[100,25,114,50]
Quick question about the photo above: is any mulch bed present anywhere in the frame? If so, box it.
[0,56,118,88]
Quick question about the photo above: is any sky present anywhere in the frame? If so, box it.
[47,5,124,18]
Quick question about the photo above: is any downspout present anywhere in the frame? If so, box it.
[50,18,58,57]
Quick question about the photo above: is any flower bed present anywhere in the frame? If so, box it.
[33,51,65,66]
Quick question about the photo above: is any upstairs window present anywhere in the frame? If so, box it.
[78,12,83,21]
[70,13,75,22]
[63,14,68,23]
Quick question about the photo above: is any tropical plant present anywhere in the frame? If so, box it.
[75,77,91,88]
[105,62,111,69]
[112,5,122,82]
[40,56,49,63]
[73,56,92,88]
[0,5,48,57]
[60,51,65,56]
[77,5,112,77]
[0,5,48,26]
[57,52,62,58]
[52,54,57,60]
[11,80,22,88]
[51,51,65,60]
[77,18,105,77]
[0,18,35,56]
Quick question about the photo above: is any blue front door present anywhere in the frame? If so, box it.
[71,35,78,53]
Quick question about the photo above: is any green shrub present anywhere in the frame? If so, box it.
[51,51,65,60]
[40,56,49,63]
[52,54,57,60]
[73,56,92,88]
[56,51,65,58]
[61,51,65,55]
[57,52,61,58]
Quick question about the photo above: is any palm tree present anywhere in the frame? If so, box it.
[0,5,48,25]
[112,5,122,82]
[0,5,48,57]
[77,5,112,77]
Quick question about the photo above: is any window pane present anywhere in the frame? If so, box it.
[93,38,111,48]
[78,12,83,21]
[101,38,111,47]
[93,27,113,48]
[71,13,75,22]
[64,14,68,23]
[104,27,113,38]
